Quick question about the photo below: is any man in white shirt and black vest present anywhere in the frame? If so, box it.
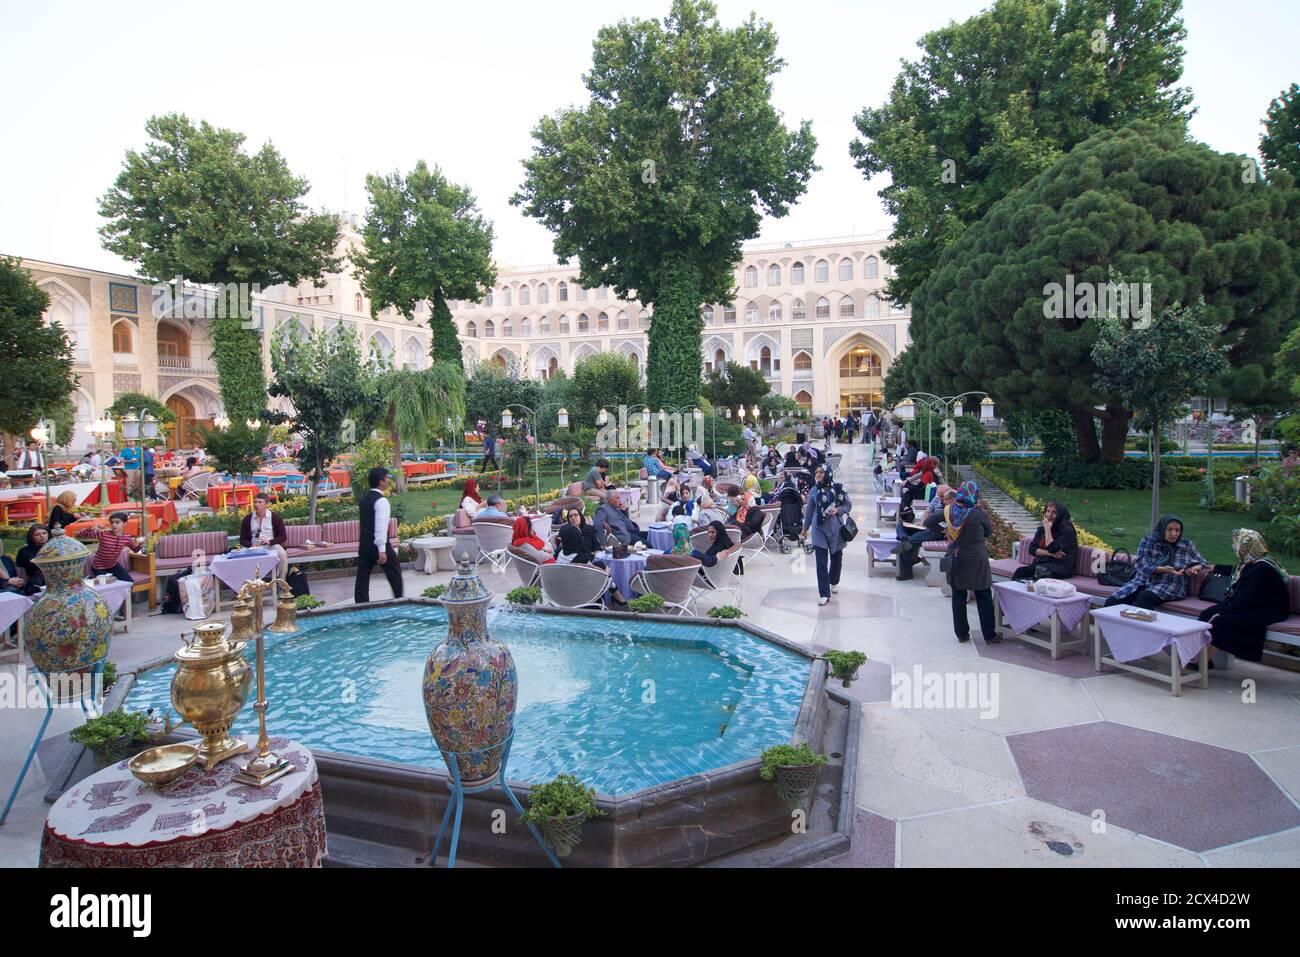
[355,466,403,604]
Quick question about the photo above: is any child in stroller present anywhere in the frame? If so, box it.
[772,473,812,554]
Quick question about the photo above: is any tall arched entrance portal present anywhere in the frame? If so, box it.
[833,335,889,416]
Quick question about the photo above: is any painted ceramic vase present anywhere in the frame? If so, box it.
[422,560,517,787]
[26,528,112,676]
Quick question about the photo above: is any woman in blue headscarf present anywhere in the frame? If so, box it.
[801,463,853,606]
[945,480,999,644]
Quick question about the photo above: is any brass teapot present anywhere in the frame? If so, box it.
[171,620,253,770]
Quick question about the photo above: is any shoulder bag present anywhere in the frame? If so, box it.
[1097,548,1137,587]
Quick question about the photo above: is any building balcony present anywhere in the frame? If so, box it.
[157,353,217,374]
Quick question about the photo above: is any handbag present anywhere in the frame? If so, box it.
[1196,564,1234,604]
[1097,548,1137,587]
[939,545,955,574]
[840,514,859,543]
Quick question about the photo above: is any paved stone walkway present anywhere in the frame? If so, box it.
[955,464,1040,535]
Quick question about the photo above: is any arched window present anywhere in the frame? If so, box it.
[598,311,609,331]
[791,261,805,284]
[521,319,532,337]
[769,302,782,322]
[354,293,363,312]
[768,264,781,285]
[548,356,558,378]
[865,295,880,319]
[369,331,392,363]
[816,297,830,319]
[723,305,737,323]
[751,345,777,376]
[519,286,530,306]
[537,284,549,304]
[112,321,133,354]
[577,286,588,302]
[839,295,855,319]
[466,320,477,338]
[485,289,494,307]
[792,298,806,321]
[702,306,714,325]
[714,348,726,370]
[485,319,495,337]
[502,287,512,307]
[540,316,551,334]
[815,260,829,282]
[744,265,758,288]
[503,319,514,337]
[617,310,629,330]
[793,350,812,371]
[558,281,568,302]
[403,339,423,369]
[839,259,853,281]
[865,256,879,279]
[795,390,812,411]
[578,313,590,333]
[745,302,758,323]
[559,315,571,334]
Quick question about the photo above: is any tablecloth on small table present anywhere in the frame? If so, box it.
[647,523,675,552]
[992,580,1093,636]
[210,550,276,593]
[1089,605,1213,667]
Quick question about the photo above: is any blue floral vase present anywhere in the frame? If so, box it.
[26,528,112,676]
[422,560,517,787]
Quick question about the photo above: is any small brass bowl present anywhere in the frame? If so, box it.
[128,743,199,786]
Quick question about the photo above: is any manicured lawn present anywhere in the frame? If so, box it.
[984,466,1293,566]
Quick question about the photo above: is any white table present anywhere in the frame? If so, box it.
[411,535,457,573]
[0,592,34,662]
[597,548,663,598]
[1090,604,1212,696]
[209,549,278,609]
[612,486,641,511]
[864,532,899,576]
[875,496,901,523]
[0,481,101,504]
[992,580,1093,659]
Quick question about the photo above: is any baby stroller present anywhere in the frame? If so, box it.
[774,479,808,554]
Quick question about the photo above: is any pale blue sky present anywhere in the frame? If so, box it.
[1,0,1294,274]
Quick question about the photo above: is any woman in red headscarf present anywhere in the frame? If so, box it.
[460,477,483,518]
[511,515,554,563]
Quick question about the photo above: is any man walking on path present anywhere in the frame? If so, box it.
[355,466,404,604]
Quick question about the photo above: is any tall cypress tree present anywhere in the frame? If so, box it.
[512,0,816,412]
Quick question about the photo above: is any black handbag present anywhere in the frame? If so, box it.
[840,514,858,543]
[285,566,311,597]
[939,546,955,574]
[1097,549,1137,587]
[1196,564,1234,604]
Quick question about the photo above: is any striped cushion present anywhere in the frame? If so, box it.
[284,524,320,548]
[321,520,360,544]
[158,531,228,561]
[1017,535,1033,566]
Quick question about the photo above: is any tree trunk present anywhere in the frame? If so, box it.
[308,448,321,527]
[1071,407,1100,460]
[388,404,407,494]
[1099,406,1130,463]
[1150,419,1162,531]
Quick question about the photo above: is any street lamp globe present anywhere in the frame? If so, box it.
[980,397,996,421]
[596,408,609,427]
[894,398,916,421]
[501,409,513,430]
[30,424,48,444]
[557,408,569,429]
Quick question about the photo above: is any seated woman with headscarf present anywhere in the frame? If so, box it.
[1197,529,1291,663]
[694,490,728,527]
[691,520,733,568]
[727,488,764,541]
[15,524,49,592]
[46,490,83,532]
[670,485,697,520]
[511,515,554,564]
[1012,500,1078,581]
[761,447,782,477]
[554,508,627,602]
[1104,516,1208,610]
[459,477,484,518]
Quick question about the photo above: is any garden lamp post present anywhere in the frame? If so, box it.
[501,403,569,505]
[90,415,115,508]
[118,409,159,553]
[29,423,51,512]
[1200,398,1216,508]
[895,392,993,483]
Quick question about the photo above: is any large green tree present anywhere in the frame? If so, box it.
[1260,83,1300,180]
[0,258,78,439]
[512,0,817,410]
[366,363,467,493]
[99,113,341,422]
[268,324,383,525]
[701,361,770,420]
[352,161,496,371]
[571,352,643,429]
[850,0,1192,307]
[463,363,543,434]
[907,121,1300,462]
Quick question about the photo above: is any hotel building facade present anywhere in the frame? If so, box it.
[11,222,910,453]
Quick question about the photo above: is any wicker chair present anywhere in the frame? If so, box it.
[179,470,217,501]
[472,520,514,575]
[738,508,779,567]
[630,554,701,616]
[692,543,743,607]
[506,545,545,588]
[538,562,611,610]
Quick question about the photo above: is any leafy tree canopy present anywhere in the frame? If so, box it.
[464,363,543,431]
[701,360,770,417]
[571,352,643,428]
[0,258,77,438]
[850,0,1192,306]
[1260,82,1300,180]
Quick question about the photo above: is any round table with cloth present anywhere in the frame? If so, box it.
[40,736,326,868]
[647,523,675,552]
[597,549,663,597]
[210,549,276,592]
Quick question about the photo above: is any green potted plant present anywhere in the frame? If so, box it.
[520,773,603,858]
[422,584,448,600]
[294,594,325,611]
[506,585,542,607]
[71,710,151,765]
[707,605,744,619]
[823,650,867,688]
[759,742,827,806]
[627,593,665,614]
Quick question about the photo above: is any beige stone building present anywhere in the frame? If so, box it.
[12,223,909,453]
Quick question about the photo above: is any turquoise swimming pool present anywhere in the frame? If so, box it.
[126,605,811,797]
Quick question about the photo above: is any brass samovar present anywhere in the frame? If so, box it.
[171,621,253,770]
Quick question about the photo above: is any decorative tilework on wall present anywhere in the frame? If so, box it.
[789,328,813,350]
[108,283,138,314]
[112,373,141,392]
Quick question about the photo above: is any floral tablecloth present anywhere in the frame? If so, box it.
[40,737,325,868]
[992,581,1093,635]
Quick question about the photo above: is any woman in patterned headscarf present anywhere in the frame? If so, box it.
[944,481,999,644]
[1196,529,1291,663]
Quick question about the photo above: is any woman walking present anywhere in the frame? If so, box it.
[945,481,999,643]
[801,464,852,606]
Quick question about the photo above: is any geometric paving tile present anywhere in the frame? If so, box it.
[976,636,1116,679]
[829,660,894,703]
[1007,721,1300,852]
[812,809,895,868]
[763,587,896,619]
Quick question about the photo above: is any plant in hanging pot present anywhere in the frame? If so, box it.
[823,650,867,688]
[759,742,827,806]
[520,773,603,858]
[505,585,542,607]
[71,709,151,766]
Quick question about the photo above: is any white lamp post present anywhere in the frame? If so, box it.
[30,424,51,511]
[90,416,115,508]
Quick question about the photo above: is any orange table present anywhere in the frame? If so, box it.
[207,483,258,511]
[328,468,351,488]
[402,462,440,478]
